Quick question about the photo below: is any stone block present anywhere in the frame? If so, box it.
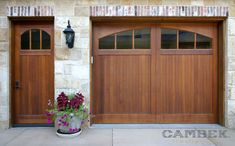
[71,65,89,80]
[0,1,6,16]
[0,52,7,67]
[0,28,8,42]
[0,42,8,51]
[215,0,229,6]
[120,0,133,5]
[80,28,90,38]
[70,79,81,89]
[226,116,235,129]
[0,121,9,130]
[228,62,235,71]
[77,17,90,27]
[203,0,215,5]
[55,61,64,74]
[64,64,72,75]
[177,0,191,5]
[0,106,9,120]
[0,67,7,81]
[191,0,204,6]
[75,0,107,6]
[148,0,162,5]
[0,91,8,106]
[81,49,90,65]
[228,56,235,71]
[227,71,235,87]
[74,38,90,49]
[0,80,8,101]
[227,99,235,116]
[227,36,235,56]
[55,48,69,60]
[55,74,70,88]
[229,5,235,17]
[34,0,55,5]
[55,0,75,16]
[0,17,7,28]
[230,86,235,99]
[80,79,90,97]
[75,6,89,17]
[228,18,235,36]
[133,0,148,5]
[54,30,62,46]
[68,49,82,60]
[162,0,178,5]
[106,0,121,5]
[55,17,75,29]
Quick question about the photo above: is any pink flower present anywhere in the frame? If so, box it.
[69,128,73,132]
[47,119,53,124]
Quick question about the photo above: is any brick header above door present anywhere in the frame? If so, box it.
[90,5,228,17]
[6,5,228,17]
[7,6,54,16]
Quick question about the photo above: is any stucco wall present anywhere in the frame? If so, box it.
[0,0,235,129]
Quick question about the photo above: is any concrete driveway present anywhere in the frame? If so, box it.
[0,124,234,146]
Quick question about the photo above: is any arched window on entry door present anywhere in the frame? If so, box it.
[21,29,51,50]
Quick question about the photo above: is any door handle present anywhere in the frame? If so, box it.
[15,80,20,89]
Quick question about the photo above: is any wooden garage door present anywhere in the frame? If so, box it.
[92,23,217,123]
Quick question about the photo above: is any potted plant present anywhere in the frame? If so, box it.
[46,92,89,137]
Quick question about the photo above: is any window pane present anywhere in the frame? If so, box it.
[117,30,132,49]
[179,30,194,49]
[42,31,51,49]
[134,28,150,49]
[31,29,40,50]
[196,34,212,49]
[21,30,30,50]
[99,35,115,49]
[161,29,177,49]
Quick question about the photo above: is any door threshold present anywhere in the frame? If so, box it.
[90,124,222,129]
[12,124,54,127]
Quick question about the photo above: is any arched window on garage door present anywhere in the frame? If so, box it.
[99,28,151,49]
[161,28,212,49]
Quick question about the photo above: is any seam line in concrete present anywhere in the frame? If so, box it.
[112,128,113,146]
[5,129,27,146]
[207,138,218,146]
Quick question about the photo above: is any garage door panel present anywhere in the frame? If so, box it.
[157,55,213,114]
[96,55,151,114]
[93,23,217,123]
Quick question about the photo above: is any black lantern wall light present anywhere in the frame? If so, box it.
[63,20,75,48]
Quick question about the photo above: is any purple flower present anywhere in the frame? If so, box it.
[57,92,69,111]
[69,92,84,109]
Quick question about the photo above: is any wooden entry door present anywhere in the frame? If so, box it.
[12,21,54,125]
[92,23,218,124]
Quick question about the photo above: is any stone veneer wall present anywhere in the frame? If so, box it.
[0,0,235,129]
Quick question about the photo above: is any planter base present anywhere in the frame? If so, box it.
[56,129,82,138]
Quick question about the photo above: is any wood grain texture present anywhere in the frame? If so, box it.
[12,21,54,125]
[92,23,218,124]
